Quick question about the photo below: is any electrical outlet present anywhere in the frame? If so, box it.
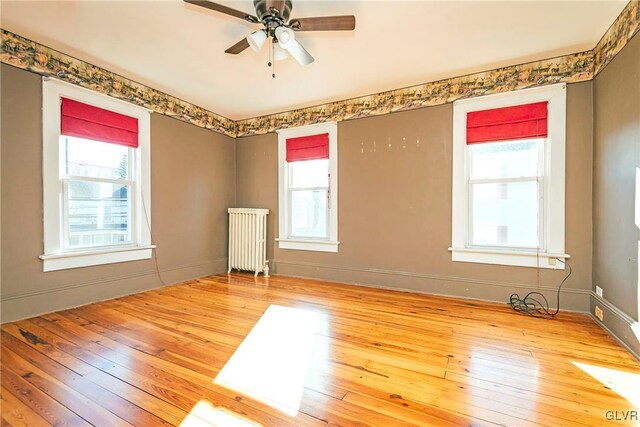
[596,286,603,298]
[595,306,604,321]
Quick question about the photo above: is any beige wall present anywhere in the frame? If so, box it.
[0,64,236,322]
[0,64,596,321]
[592,33,640,356]
[593,34,640,319]
[237,82,594,311]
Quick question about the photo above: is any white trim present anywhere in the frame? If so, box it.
[451,84,568,269]
[276,238,340,253]
[448,247,569,269]
[40,245,156,272]
[41,78,153,271]
[277,122,338,252]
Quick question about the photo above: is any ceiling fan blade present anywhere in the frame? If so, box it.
[225,38,250,54]
[184,0,258,23]
[290,15,355,31]
[284,40,314,65]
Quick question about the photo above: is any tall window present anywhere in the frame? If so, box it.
[41,79,152,271]
[278,122,339,252]
[451,84,568,269]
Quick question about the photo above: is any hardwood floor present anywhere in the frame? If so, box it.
[1,273,639,426]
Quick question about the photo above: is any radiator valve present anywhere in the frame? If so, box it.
[264,260,270,278]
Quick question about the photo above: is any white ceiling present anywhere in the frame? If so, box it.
[1,0,627,120]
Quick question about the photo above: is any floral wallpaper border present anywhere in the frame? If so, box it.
[594,0,639,75]
[235,50,595,136]
[1,1,638,138]
[236,0,639,137]
[1,29,237,137]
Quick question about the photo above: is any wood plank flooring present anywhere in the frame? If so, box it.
[2,273,639,426]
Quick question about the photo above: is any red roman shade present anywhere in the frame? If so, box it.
[61,98,139,148]
[286,133,329,162]
[466,101,548,144]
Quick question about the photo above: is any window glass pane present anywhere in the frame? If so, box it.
[470,181,539,248]
[290,159,329,188]
[290,189,327,238]
[64,136,129,179]
[470,139,542,179]
[66,180,131,249]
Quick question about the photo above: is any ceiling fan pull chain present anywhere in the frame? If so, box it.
[271,39,276,78]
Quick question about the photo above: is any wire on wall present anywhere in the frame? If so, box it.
[507,131,571,319]
[508,258,572,318]
[141,182,166,288]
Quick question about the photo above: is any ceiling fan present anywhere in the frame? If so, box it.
[184,0,356,66]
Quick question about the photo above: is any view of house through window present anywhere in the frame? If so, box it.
[468,138,543,249]
[62,136,133,249]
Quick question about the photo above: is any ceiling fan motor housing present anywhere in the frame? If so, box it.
[254,0,292,22]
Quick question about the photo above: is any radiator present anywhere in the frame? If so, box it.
[228,208,269,277]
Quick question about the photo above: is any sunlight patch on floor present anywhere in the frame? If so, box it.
[179,400,261,427]
[214,305,321,416]
[573,362,640,408]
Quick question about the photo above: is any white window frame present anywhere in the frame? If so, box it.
[450,83,569,270]
[277,122,339,252]
[40,78,154,271]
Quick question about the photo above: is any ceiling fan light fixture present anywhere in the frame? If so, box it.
[273,42,289,61]
[286,40,314,65]
[247,30,267,52]
[274,26,295,48]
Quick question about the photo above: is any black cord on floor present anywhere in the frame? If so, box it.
[508,258,572,319]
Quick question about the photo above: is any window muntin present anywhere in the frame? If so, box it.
[467,138,544,250]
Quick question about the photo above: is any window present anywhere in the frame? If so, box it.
[277,122,339,252]
[63,137,132,248]
[468,138,543,249]
[450,84,568,269]
[40,78,153,271]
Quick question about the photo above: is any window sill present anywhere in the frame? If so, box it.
[448,247,570,270]
[40,245,156,272]
[277,238,339,253]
